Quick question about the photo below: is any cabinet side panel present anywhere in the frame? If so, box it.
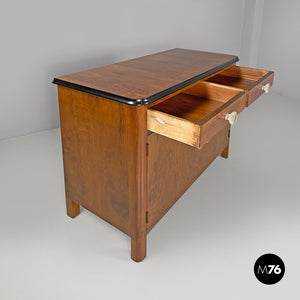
[147,125,229,232]
[58,87,142,235]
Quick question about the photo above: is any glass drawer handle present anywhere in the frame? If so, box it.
[261,83,270,93]
[225,112,238,125]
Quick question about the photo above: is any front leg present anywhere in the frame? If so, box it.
[220,127,230,159]
[131,235,147,262]
[220,144,229,159]
[66,197,80,218]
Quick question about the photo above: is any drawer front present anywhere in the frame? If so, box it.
[147,88,246,148]
[200,93,246,146]
[147,109,201,148]
[206,66,274,107]
[147,65,273,149]
[247,71,274,106]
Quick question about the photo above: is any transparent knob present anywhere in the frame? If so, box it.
[261,83,270,93]
[225,111,238,125]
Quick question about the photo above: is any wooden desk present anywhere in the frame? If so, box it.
[53,49,274,262]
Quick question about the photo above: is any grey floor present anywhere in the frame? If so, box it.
[0,93,299,299]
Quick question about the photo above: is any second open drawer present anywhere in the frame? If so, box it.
[205,65,274,106]
[147,81,246,148]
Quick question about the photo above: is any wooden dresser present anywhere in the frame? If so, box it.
[53,49,274,262]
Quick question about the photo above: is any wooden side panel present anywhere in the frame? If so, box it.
[217,65,268,80]
[184,81,243,102]
[58,86,147,239]
[147,125,230,232]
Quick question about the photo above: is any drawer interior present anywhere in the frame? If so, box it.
[205,65,274,106]
[147,81,245,148]
[205,65,269,91]
[150,81,242,124]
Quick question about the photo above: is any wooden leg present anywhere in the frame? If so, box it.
[220,127,230,159]
[131,235,146,262]
[220,144,229,159]
[128,106,148,262]
[66,198,80,218]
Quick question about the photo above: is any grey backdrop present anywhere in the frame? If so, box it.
[0,0,299,140]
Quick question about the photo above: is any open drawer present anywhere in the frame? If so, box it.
[205,66,274,106]
[147,81,246,148]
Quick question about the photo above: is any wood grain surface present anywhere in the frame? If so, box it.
[55,49,274,262]
[148,84,245,148]
[147,125,230,232]
[54,48,238,101]
[58,86,148,261]
[206,66,274,106]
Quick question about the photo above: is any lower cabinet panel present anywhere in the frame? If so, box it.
[147,124,230,232]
